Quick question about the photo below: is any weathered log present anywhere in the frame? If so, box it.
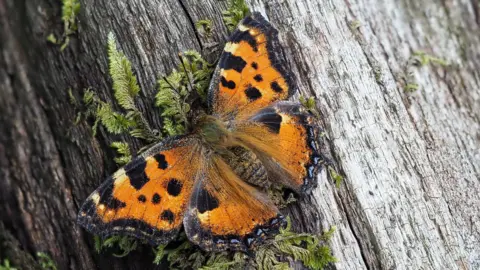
[0,0,478,269]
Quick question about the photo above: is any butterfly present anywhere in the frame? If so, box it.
[77,12,322,252]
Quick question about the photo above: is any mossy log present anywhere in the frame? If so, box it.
[1,0,479,269]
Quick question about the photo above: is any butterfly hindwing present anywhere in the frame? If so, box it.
[184,156,285,251]
[208,12,296,120]
[77,137,202,245]
[234,101,322,192]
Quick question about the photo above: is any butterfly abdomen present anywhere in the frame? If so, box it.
[222,146,270,189]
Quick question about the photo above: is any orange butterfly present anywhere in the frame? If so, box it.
[78,12,322,251]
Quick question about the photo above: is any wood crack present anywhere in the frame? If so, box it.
[178,0,204,50]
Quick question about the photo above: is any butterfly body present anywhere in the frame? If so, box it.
[78,12,322,252]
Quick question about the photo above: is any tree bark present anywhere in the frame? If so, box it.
[0,0,478,269]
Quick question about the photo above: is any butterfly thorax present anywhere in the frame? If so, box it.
[195,115,233,149]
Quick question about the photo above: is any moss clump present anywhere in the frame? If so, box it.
[299,96,320,118]
[255,218,337,270]
[196,19,213,38]
[149,218,336,270]
[94,236,138,258]
[0,259,17,270]
[47,0,81,51]
[110,141,132,165]
[222,0,250,32]
[75,34,158,141]
[404,83,419,92]
[36,252,57,270]
[404,51,449,92]
[410,51,449,67]
[373,66,382,84]
[348,20,361,31]
[156,51,213,136]
[328,166,343,188]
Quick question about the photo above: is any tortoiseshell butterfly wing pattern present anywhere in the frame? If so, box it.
[77,137,202,245]
[208,12,296,121]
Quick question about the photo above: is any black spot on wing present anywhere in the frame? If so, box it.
[271,81,283,93]
[251,62,258,69]
[137,195,146,203]
[161,210,175,224]
[98,180,126,210]
[219,52,246,73]
[154,154,168,169]
[245,86,262,101]
[244,12,297,98]
[230,30,258,52]
[220,76,236,89]
[253,74,263,82]
[167,178,182,196]
[262,113,282,134]
[125,157,149,190]
[197,188,219,214]
[152,193,161,204]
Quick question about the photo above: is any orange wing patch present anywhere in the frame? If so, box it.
[77,137,201,245]
[184,157,284,251]
[209,13,295,120]
[234,102,322,192]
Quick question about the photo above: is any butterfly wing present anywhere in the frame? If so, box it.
[208,12,296,121]
[184,155,285,251]
[77,136,203,245]
[233,101,322,192]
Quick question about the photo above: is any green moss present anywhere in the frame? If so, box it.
[96,102,137,134]
[0,259,17,270]
[196,19,213,38]
[222,0,250,32]
[97,217,336,269]
[110,141,132,165]
[156,50,213,136]
[76,34,159,141]
[254,217,337,270]
[299,96,320,117]
[373,66,382,84]
[328,166,343,188]
[94,235,138,258]
[46,34,58,45]
[157,218,336,270]
[404,83,419,92]
[404,51,449,92]
[47,0,81,51]
[36,252,57,270]
[348,20,361,31]
[411,51,449,67]
[107,33,140,110]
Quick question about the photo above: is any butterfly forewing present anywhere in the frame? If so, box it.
[208,12,296,121]
[77,137,202,245]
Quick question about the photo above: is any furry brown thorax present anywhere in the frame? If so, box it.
[195,115,233,147]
